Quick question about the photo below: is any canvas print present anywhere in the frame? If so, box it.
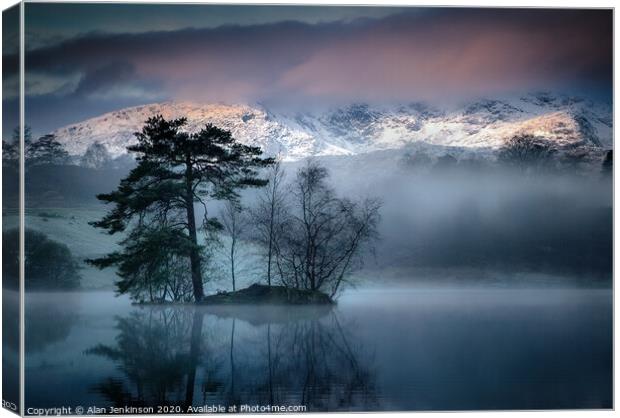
[2,3,613,415]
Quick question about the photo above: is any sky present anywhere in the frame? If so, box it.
[2,5,613,137]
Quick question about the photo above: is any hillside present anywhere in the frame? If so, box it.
[51,92,612,164]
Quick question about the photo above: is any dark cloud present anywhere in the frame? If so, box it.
[24,3,408,48]
[6,7,612,135]
[73,62,134,96]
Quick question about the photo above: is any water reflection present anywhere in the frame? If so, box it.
[86,305,378,411]
[86,308,200,408]
[2,291,20,408]
[26,296,78,354]
[23,289,612,411]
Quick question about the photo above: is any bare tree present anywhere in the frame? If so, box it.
[498,134,555,173]
[252,159,286,286]
[81,141,112,169]
[221,200,247,292]
[274,160,381,297]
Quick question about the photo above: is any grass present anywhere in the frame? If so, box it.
[6,207,120,290]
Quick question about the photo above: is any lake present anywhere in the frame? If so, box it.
[12,287,613,412]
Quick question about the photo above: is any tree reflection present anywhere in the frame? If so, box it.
[264,314,378,410]
[86,308,203,407]
[87,306,378,411]
[26,300,78,353]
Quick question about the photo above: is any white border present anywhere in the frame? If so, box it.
[18,1,24,416]
[0,2,616,418]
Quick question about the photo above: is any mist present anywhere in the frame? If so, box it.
[257,152,613,287]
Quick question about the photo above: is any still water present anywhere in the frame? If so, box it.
[17,288,612,412]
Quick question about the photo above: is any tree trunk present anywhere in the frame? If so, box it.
[267,323,274,404]
[230,237,236,292]
[184,311,204,407]
[187,202,204,302]
[229,318,236,406]
[266,198,275,286]
[266,236,272,287]
[185,161,204,302]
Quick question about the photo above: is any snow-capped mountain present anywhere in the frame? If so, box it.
[52,92,612,163]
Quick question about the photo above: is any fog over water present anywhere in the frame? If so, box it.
[6,149,612,290]
[16,288,612,411]
[4,136,612,413]
[240,153,613,286]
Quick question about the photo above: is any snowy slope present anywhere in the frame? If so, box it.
[52,92,612,163]
[53,102,324,160]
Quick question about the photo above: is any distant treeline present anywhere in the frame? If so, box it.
[386,201,612,282]
[2,164,129,208]
[2,229,81,290]
[2,128,133,207]
[2,127,612,289]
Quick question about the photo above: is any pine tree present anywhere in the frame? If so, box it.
[3,125,31,168]
[11,125,32,144]
[2,139,20,168]
[26,134,69,166]
[89,116,273,302]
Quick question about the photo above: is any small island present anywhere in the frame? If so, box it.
[87,116,380,305]
[200,284,334,305]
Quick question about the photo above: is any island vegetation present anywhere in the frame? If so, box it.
[88,116,381,304]
[3,119,611,297]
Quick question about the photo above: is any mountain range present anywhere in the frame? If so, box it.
[51,92,612,164]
